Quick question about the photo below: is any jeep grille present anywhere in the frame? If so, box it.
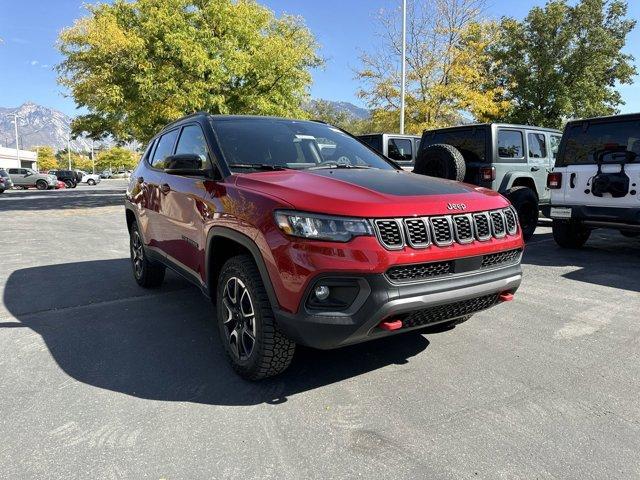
[372,207,518,250]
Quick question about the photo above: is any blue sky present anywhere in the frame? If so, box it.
[0,0,639,116]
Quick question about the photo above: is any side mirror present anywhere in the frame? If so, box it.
[164,154,209,176]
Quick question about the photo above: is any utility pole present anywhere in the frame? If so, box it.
[91,139,95,174]
[13,114,21,164]
[67,135,72,170]
[399,0,407,135]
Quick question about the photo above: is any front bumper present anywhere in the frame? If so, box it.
[273,263,522,349]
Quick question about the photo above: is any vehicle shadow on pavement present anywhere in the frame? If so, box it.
[3,258,429,406]
[0,189,125,212]
[523,230,640,292]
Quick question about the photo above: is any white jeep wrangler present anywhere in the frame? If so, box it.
[545,113,640,248]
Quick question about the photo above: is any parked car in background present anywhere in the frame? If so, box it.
[76,170,101,185]
[48,170,77,188]
[0,168,14,193]
[357,133,421,170]
[545,113,640,248]
[126,114,523,380]
[414,123,563,240]
[100,170,113,179]
[7,168,57,190]
[55,179,66,189]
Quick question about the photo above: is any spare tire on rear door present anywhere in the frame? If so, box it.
[413,144,466,182]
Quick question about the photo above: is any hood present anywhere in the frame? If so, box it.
[235,168,508,217]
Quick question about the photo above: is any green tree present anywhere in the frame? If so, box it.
[33,146,57,172]
[489,0,636,128]
[96,147,138,172]
[57,0,322,143]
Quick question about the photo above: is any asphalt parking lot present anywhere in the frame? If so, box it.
[1,182,639,479]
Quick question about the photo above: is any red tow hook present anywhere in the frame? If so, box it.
[499,292,515,302]
[379,319,403,331]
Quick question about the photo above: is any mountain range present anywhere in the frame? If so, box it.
[0,100,370,152]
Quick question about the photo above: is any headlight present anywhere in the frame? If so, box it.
[274,210,373,242]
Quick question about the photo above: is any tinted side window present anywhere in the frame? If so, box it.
[422,128,487,163]
[550,135,562,160]
[150,129,179,169]
[8,169,18,174]
[560,120,640,165]
[528,133,547,158]
[175,125,208,163]
[498,130,524,158]
[358,135,383,153]
[388,138,413,161]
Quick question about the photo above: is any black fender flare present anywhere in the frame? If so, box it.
[205,226,279,308]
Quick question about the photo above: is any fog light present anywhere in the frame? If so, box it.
[314,285,330,301]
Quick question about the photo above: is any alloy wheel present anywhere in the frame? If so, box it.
[131,230,144,279]
[222,277,257,361]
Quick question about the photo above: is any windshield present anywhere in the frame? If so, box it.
[211,118,396,171]
[559,118,640,166]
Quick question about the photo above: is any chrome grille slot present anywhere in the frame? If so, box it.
[473,212,492,241]
[452,215,474,244]
[503,207,518,235]
[404,218,430,248]
[374,219,403,249]
[490,211,506,238]
[429,216,453,246]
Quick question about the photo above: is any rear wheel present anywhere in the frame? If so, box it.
[64,180,74,188]
[413,144,466,181]
[505,186,539,241]
[36,180,48,190]
[217,255,295,380]
[552,220,591,248]
[130,222,165,288]
[87,179,96,186]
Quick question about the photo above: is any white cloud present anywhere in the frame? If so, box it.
[30,60,39,66]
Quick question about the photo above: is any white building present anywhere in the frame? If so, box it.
[0,146,38,171]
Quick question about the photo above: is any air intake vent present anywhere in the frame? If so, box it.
[374,219,403,249]
[386,261,453,283]
[430,217,453,246]
[452,215,474,244]
[404,218,430,248]
[490,211,506,238]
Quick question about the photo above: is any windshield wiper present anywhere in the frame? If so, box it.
[229,163,290,171]
[309,164,378,170]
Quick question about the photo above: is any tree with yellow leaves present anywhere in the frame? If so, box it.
[356,0,507,134]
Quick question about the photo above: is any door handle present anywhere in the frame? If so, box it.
[160,183,171,194]
[570,172,576,188]
[530,166,540,172]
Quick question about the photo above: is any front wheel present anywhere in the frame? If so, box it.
[506,186,539,241]
[87,179,96,186]
[552,220,591,248]
[217,255,295,380]
[130,222,165,287]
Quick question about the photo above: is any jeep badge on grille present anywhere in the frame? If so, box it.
[447,203,467,211]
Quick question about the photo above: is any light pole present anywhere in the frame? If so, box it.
[67,135,72,170]
[400,0,407,135]
[91,139,95,174]
[13,114,21,164]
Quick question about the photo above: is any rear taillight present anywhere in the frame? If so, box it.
[547,172,562,189]
[479,166,496,182]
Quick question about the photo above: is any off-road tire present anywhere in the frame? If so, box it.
[64,180,74,188]
[216,255,295,380]
[87,179,96,186]
[413,144,466,182]
[130,221,165,288]
[505,186,539,241]
[36,180,48,190]
[552,220,591,249]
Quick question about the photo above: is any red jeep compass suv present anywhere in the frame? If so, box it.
[125,114,523,379]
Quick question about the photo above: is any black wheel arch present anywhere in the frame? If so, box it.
[205,227,279,309]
